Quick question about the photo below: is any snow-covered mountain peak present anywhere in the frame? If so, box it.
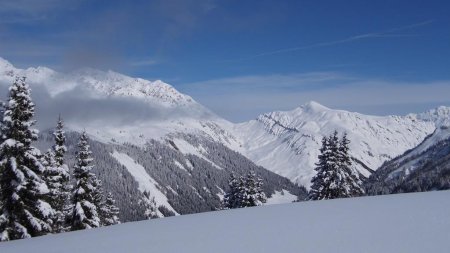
[25,66,58,83]
[0,56,240,151]
[0,58,55,79]
[68,68,195,107]
[237,103,438,188]
[26,66,55,75]
[300,101,330,112]
[255,102,355,136]
[0,57,13,69]
[0,57,196,108]
[0,57,18,77]
[415,106,450,127]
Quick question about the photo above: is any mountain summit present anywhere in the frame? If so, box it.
[235,102,447,188]
[0,59,195,107]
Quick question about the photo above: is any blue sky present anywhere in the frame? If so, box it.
[1,0,449,121]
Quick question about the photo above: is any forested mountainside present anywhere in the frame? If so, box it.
[365,125,450,195]
[36,131,306,222]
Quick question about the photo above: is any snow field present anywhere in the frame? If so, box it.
[1,190,449,253]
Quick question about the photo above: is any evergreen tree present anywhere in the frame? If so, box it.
[0,77,54,241]
[142,191,159,219]
[308,136,330,200]
[0,99,6,210]
[309,131,364,200]
[102,192,120,226]
[42,117,71,233]
[91,178,106,225]
[337,133,364,197]
[69,131,100,231]
[53,116,67,168]
[223,173,243,209]
[223,172,266,208]
[240,171,267,207]
[0,99,4,135]
[0,100,4,212]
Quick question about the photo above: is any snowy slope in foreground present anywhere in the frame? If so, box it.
[2,190,449,253]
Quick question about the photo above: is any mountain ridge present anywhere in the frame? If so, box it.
[1,56,449,191]
[235,101,447,188]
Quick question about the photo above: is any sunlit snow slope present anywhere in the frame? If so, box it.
[235,101,448,188]
[1,190,449,253]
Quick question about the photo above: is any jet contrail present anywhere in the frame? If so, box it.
[223,20,434,62]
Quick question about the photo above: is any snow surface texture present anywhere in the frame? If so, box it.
[1,190,449,253]
[110,151,178,216]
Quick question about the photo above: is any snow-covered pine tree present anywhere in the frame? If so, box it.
[309,131,364,200]
[223,173,243,209]
[240,171,267,207]
[0,77,54,241]
[142,191,159,219]
[42,117,71,233]
[308,135,331,200]
[42,150,69,233]
[53,116,68,169]
[0,99,4,134]
[102,192,120,226]
[337,133,364,197]
[0,100,3,214]
[223,172,266,208]
[52,117,72,231]
[91,178,107,225]
[69,131,100,231]
[328,131,341,198]
[308,131,342,200]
